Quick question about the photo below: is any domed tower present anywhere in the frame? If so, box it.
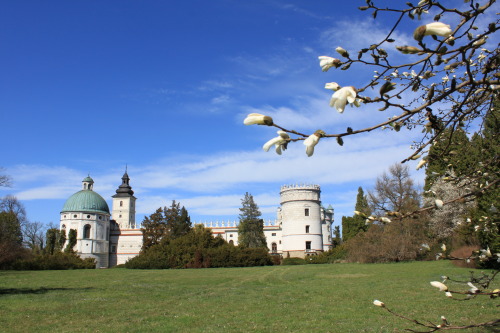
[280,184,325,258]
[60,176,111,268]
[111,169,136,229]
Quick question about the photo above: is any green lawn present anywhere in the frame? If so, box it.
[0,261,497,332]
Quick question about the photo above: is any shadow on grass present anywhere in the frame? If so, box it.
[0,287,94,296]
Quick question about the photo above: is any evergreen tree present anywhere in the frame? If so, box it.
[44,228,65,255]
[65,229,77,253]
[141,201,193,251]
[141,207,168,251]
[470,101,499,262]
[237,193,267,248]
[166,202,192,240]
[424,128,471,191]
[342,187,371,242]
[332,225,341,247]
[0,211,22,245]
[238,192,262,221]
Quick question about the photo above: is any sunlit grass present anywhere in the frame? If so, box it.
[0,261,497,332]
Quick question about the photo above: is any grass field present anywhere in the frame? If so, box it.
[0,261,498,332]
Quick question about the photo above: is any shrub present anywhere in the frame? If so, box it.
[11,252,96,270]
[282,257,306,265]
[126,227,274,269]
[346,218,430,263]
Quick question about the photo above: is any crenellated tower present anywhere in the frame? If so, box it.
[280,184,331,258]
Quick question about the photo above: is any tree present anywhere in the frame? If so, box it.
[0,167,12,188]
[0,211,22,246]
[141,207,167,250]
[368,164,420,217]
[332,225,341,247]
[166,202,192,240]
[424,128,472,191]
[0,195,27,227]
[141,201,192,251]
[243,0,498,222]
[65,229,77,253]
[237,193,267,248]
[241,1,499,330]
[44,228,65,255]
[22,221,46,251]
[342,187,371,242]
[238,192,262,221]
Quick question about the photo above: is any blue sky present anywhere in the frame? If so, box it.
[2,0,471,227]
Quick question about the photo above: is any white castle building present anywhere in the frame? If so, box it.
[60,172,334,268]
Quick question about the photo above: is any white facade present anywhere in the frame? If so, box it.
[60,177,111,268]
[61,176,334,267]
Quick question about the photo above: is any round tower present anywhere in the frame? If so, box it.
[60,176,111,268]
[280,184,324,258]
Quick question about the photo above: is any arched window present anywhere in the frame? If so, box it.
[271,242,277,253]
[229,240,234,245]
[83,224,91,239]
[120,201,123,207]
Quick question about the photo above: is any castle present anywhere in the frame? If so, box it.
[60,172,334,268]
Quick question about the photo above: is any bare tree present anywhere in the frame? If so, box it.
[0,195,27,227]
[22,221,46,250]
[0,167,12,188]
[368,164,421,216]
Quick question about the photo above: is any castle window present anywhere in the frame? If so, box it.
[99,216,102,220]
[272,233,276,236]
[119,215,122,218]
[305,208,309,216]
[83,224,91,239]
[120,201,123,207]
[230,234,233,237]
[305,225,310,233]
[271,242,277,253]
[87,215,91,219]
[229,240,234,245]
[305,241,311,250]
[73,214,77,218]
[62,224,66,230]
[111,245,117,253]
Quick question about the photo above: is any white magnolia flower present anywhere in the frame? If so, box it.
[243,113,273,126]
[373,300,385,307]
[474,225,480,231]
[435,199,444,209]
[318,56,341,72]
[430,281,448,291]
[480,247,492,257]
[329,86,357,113]
[416,158,427,170]
[445,291,453,298]
[336,46,348,57]
[414,22,452,41]
[441,243,446,252]
[421,243,430,251]
[467,282,479,294]
[379,217,391,223]
[263,131,290,155]
[325,82,341,91]
[303,131,324,157]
